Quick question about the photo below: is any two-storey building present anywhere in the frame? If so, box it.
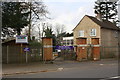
[73,14,120,61]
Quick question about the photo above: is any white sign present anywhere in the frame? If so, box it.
[16,35,28,43]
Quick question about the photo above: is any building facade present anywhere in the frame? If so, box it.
[62,37,73,46]
[73,15,120,61]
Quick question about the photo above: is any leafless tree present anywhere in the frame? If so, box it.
[23,0,49,41]
[54,23,66,37]
[54,23,66,45]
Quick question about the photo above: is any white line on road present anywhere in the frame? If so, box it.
[110,76,120,79]
[57,68,64,71]
[100,76,120,80]
[99,64,104,66]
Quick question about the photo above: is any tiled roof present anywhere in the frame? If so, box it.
[2,37,15,44]
[86,15,120,30]
[73,15,120,31]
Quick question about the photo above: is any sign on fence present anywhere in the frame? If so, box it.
[16,35,28,43]
[24,48,30,52]
[55,46,74,50]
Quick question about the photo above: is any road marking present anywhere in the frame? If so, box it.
[110,76,120,79]
[57,68,64,71]
[100,76,120,80]
[99,63,117,66]
[99,64,104,66]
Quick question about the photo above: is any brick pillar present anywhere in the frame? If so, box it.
[42,37,53,61]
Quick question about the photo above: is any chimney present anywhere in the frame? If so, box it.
[96,13,102,21]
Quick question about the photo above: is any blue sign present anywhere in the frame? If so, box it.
[24,48,30,52]
[55,46,74,50]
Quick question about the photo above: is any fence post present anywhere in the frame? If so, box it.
[26,51,28,63]
[102,46,104,59]
[21,43,23,63]
[25,46,28,63]
[7,45,9,64]
[100,46,103,59]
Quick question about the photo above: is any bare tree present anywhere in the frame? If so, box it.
[54,23,66,37]
[23,1,49,41]
[54,23,66,45]
[35,22,46,42]
[37,24,41,41]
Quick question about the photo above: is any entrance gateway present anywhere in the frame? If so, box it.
[42,37,100,62]
[42,37,53,61]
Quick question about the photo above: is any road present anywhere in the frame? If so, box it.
[3,59,119,79]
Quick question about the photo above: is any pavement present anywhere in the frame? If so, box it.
[2,58,119,77]
[2,57,66,76]
[2,61,59,76]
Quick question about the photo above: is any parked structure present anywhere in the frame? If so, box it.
[2,38,29,63]
[73,14,120,61]
[2,37,42,64]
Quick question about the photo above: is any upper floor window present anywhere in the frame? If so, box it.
[114,31,118,38]
[79,30,84,37]
[90,29,96,36]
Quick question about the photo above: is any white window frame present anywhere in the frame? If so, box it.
[90,29,96,36]
[79,30,84,37]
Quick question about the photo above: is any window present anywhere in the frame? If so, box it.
[79,30,84,37]
[114,31,118,38]
[90,29,96,36]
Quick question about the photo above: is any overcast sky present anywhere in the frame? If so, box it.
[42,0,97,33]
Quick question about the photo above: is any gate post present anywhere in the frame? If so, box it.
[42,37,53,61]
[76,38,87,61]
[91,38,100,61]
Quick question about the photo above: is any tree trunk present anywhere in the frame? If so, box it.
[17,28,21,35]
[28,2,32,42]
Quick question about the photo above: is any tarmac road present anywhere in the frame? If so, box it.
[3,59,119,78]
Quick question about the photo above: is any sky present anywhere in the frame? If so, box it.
[31,0,120,37]
[42,0,97,33]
